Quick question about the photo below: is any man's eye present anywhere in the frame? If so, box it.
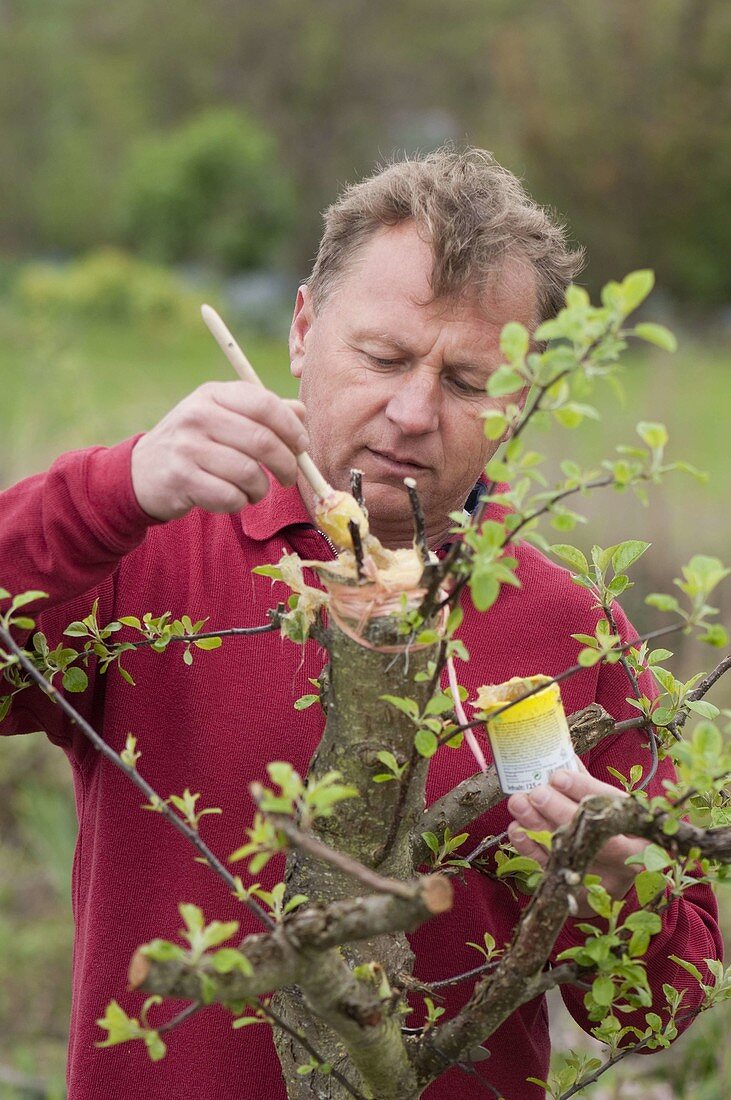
[367,355,401,367]
[449,376,484,396]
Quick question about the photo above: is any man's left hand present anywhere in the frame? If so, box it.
[506,760,648,919]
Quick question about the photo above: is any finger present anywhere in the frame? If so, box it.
[507,822,549,867]
[507,793,553,833]
[182,469,250,515]
[524,783,582,829]
[550,765,626,802]
[197,443,271,504]
[197,407,300,487]
[208,382,310,454]
[284,398,307,423]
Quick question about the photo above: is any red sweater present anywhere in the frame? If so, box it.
[0,438,721,1100]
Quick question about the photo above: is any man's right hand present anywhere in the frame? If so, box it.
[130,381,309,521]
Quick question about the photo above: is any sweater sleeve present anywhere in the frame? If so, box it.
[552,602,722,1047]
[0,436,159,747]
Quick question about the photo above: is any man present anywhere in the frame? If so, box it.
[1,149,721,1098]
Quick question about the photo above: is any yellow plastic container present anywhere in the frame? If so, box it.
[475,675,578,795]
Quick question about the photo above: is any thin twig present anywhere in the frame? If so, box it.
[0,625,276,931]
[126,615,283,650]
[423,1036,504,1097]
[349,520,366,581]
[350,468,365,508]
[463,830,509,866]
[414,960,501,991]
[603,605,642,698]
[404,477,430,565]
[437,620,685,746]
[601,604,660,790]
[261,1002,369,1100]
[266,813,419,900]
[675,653,731,732]
[157,1001,202,1034]
[558,1005,704,1099]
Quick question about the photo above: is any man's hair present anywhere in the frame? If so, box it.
[308,146,584,323]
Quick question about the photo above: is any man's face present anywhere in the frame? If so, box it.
[290,221,537,549]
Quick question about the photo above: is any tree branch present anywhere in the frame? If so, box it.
[131,877,450,1002]
[413,792,731,1085]
[0,625,276,931]
[675,653,731,732]
[270,813,435,901]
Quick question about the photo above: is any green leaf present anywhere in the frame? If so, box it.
[698,624,729,648]
[487,365,524,397]
[294,694,319,710]
[424,692,454,716]
[578,648,602,667]
[634,870,666,906]
[179,903,204,936]
[10,590,48,610]
[482,411,508,440]
[211,948,253,976]
[550,544,589,575]
[612,540,651,575]
[421,831,440,855]
[469,571,500,612]
[624,911,662,935]
[63,621,90,637]
[193,636,223,650]
[500,321,529,361]
[669,955,705,987]
[523,829,553,851]
[553,403,598,429]
[446,606,464,635]
[414,728,438,758]
[62,666,89,693]
[620,269,655,313]
[592,976,615,1006]
[141,940,185,963]
[380,694,419,719]
[145,1032,167,1062]
[637,421,668,450]
[376,750,400,774]
[634,323,677,353]
[252,564,283,580]
[496,855,542,877]
[642,844,672,872]
[645,592,681,614]
[686,699,720,720]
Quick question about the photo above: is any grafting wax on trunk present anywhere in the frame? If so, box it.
[315,488,370,551]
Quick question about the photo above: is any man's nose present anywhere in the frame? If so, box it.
[384,369,440,435]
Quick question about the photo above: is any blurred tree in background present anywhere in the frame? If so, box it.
[0,0,728,300]
[118,108,294,269]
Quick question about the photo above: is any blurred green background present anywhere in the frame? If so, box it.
[1,1,729,1096]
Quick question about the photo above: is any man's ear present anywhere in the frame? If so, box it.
[289,285,313,380]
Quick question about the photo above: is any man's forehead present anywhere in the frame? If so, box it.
[338,225,538,328]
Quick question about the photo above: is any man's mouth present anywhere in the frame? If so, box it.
[364,447,431,476]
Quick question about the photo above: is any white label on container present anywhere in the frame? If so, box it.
[488,707,579,794]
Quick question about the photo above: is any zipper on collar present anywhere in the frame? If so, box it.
[317,529,339,560]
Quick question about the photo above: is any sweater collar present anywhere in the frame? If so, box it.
[240,477,313,542]
[240,475,509,545]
